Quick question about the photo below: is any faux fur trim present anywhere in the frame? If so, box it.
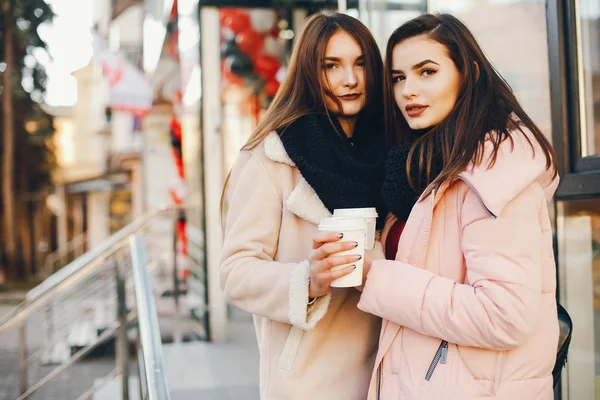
[286,178,332,225]
[264,131,295,166]
[288,260,331,331]
[263,131,331,225]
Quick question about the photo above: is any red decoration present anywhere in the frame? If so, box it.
[220,9,240,25]
[170,117,182,141]
[254,55,280,80]
[222,60,245,86]
[222,11,251,35]
[235,30,264,57]
[265,78,280,97]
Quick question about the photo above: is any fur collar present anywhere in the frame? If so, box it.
[264,131,331,224]
[264,131,295,166]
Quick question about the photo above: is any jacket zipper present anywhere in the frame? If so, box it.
[376,363,382,399]
[425,340,448,381]
[457,174,497,219]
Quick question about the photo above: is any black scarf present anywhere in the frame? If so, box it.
[381,139,444,221]
[278,113,388,227]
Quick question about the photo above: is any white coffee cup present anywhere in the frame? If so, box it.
[333,208,378,250]
[318,216,366,288]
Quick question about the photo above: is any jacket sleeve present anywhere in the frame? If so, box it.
[358,183,543,350]
[220,152,330,330]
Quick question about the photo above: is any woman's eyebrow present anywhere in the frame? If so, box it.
[392,59,440,74]
[412,59,439,69]
[324,54,365,62]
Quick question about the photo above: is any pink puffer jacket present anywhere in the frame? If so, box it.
[358,127,560,400]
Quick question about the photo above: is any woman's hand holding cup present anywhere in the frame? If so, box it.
[308,231,362,299]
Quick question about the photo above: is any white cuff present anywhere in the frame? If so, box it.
[289,260,331,330]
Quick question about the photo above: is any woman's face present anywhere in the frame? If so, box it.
[322,30,366,118]
[391,35,461,130]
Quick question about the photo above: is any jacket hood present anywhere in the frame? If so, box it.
[457,126,559,218]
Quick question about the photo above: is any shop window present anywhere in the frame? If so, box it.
[557,198,600,399]
[575,0,600,157]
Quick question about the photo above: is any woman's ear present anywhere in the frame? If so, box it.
[474,61,480,81]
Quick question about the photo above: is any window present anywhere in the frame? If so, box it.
[557,199,600,400]
[575,0,600,158]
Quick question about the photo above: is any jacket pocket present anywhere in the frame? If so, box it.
[425,340,448,381]
[456,345,501,396]
[277,326,305,370]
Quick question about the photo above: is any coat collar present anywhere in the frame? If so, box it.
[419,127,559,218]
[264,130,295,166]
[457,127,559,218]
[264,131,331,225]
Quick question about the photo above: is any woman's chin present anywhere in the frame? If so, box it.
[407,119,434,131]
[340,108,363,118]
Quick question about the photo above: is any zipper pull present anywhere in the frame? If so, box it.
[440,341,448,364]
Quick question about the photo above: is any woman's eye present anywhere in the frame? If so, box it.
[421,68,437,77]
[392,75,405,84]
[356,61,365,68]
[324,63,337,70]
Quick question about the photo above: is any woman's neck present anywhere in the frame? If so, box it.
[338,116,357,138]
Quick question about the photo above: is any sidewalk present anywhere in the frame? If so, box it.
[160,311,259,399]
[93,306,260,400]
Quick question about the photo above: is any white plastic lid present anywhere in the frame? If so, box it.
[318,216,366,231]
[333,207,378,218]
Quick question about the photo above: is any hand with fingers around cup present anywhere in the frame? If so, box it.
[308,231,362,299]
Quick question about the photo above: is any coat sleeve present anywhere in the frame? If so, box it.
[220,152,330,330]
[358,183,544,350]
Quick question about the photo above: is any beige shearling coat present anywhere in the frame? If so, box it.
[220,131,381,399]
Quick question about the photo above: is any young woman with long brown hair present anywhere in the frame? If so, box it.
[220,12,386,399]
[358,14,559,399]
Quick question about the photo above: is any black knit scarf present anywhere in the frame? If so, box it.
[381,138,444,221]
[278,113,388,227]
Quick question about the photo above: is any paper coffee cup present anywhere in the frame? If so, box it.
[318,217,366,288]
[333,208,378,250]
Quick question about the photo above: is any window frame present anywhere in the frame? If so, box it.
[548,0,600,199]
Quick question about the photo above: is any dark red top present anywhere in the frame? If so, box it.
[385,219,407,260]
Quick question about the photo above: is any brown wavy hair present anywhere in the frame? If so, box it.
[221,11,383,221]
[243,11,383,150]
[383,13,557,196]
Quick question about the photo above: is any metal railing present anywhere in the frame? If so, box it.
[130,236,171,400]
[0,207,191,400]
[40,233,88,278]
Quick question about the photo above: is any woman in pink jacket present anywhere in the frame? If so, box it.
[359,13,560,399]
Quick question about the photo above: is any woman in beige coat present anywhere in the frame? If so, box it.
[220,12,387,400]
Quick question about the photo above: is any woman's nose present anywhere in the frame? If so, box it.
[401,77,417,99]
[344,67,358,88]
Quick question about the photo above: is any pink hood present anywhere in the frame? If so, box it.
[456,128,559,217]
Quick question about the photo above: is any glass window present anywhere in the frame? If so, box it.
[576,0,600,157]
[356,1,426,50]
[557,199,600,400]
[427,0,553,139]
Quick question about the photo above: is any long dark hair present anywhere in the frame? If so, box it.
[221,11,383,222]
[244,11,383,150]
[383,13,557,196]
